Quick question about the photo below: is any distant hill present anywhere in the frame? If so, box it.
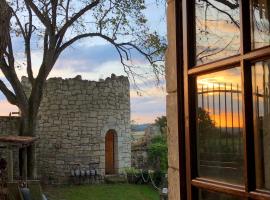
[131,123,152,132]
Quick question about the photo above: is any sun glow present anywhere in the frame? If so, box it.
[197,68,243,128]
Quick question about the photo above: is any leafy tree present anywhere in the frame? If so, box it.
[197,107,217,152]
[148,135,167,172]
[197,107,215,133]
[154,115,167,135]
[0,0,166,178]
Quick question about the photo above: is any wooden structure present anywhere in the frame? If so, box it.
[0,135,37,182]
[105,130,116,174]
[165,0,270,199]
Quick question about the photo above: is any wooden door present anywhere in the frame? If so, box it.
[105,131,115,174]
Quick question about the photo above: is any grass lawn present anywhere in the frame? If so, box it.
[44,184,159,200]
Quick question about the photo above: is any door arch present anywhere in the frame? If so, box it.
[105,130,117,174]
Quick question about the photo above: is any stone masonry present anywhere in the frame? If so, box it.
[0,116,20,178]
[0,116,20,136]
[131,141,148,169]
[19,74,131,183]
[166,0,181,199]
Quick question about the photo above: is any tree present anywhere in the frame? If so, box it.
[0,0,166,178]
[196,0,269,63]
[148,135,167,172]
[197,107,219,153]
[154,115,167,135]
[149,116,168,172]
[0,0,12,55]
[197,107,215,133]
[195,0,240,64]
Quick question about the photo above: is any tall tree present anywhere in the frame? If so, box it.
[154,115,167,135]
[0,0,166,178]
[0,0,12,55]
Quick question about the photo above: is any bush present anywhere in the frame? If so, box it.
[148,135,168,172]
[149,170,166,188]
[124,167,141,184]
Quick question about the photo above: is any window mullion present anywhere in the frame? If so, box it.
[239,0,255,193]
[240,0,251,55]
[182,0,196,199]
[241,59,256,192]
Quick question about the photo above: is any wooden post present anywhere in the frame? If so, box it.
[7,146,13,182]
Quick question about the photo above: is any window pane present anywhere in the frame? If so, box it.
[199,189,244,200]
[251,0,270,49]
[252,59,270,190]
[195,0,240,65]
[196,68,244,184]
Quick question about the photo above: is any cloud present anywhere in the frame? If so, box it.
[49,60,127,80]
[131,86,166,99]
[131,92,166,124]
[198,20,239,34]
[56,44,120,71]
[131,113,164,124]
[0,30,167,123]
[0,100,18,116]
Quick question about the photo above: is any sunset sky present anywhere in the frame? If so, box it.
[0,1,167,124]
[197,68,243,128]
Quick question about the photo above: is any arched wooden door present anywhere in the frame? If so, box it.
[105,131,116,174]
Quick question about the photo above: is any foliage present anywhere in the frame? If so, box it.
[197,107,217,152]
[197,107,215,132]
[0,0,167,133]
[148,135,168,172]
[44,184,159,200]
[123,167,140,175]
[197,107,243,156]
[149,170,166,188]
[154,115,167,135]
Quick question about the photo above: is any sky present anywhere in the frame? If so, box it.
[196,0,240,65]
[0,1,167,124]
[197,67,243,128]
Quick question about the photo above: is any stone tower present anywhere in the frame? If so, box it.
[21,74,131,183]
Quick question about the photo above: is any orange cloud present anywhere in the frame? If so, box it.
[198,19,239,34]
[210,111,243,128]
[0,100,19,116]
[197,68,242,89]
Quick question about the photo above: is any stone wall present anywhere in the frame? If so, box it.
[0,116,20,135]
[166,0,181,199]
[131,141,148,169]
[22,74,131,183]
[131,125,163,169]
[0,117,20,178]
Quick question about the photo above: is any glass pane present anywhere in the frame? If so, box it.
[195,0,240,65]
[196,67,244,184]
[199,189,243,200]
[251,0,270,49]
[252,59,270,190]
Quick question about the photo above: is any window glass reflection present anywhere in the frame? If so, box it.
[195,0,240,65]
[251,0,270,49]
[252,59,270,190]
[196,67,243,184]
[199,189,243,200]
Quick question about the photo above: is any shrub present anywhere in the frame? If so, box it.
[148,135,168,172]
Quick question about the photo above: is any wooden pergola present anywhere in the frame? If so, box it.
[0,135,37,182]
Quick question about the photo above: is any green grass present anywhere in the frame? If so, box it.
[44,184,159,200]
